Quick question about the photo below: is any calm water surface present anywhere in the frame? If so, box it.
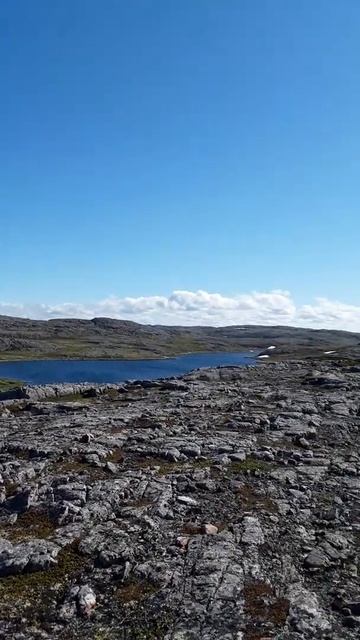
[0,352,253,385]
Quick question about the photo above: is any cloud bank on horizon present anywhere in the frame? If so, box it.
[1,290,360,332]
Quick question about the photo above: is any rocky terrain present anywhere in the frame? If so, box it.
[1,314,360,360]
[0,359,359,639]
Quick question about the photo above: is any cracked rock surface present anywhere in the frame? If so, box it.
[0,360,359,639]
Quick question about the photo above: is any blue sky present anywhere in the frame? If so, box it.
[1,1,360,327]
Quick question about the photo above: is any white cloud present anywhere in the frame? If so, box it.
[297,297,360,331]
[0,290,360,331]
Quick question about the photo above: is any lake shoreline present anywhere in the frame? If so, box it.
[0,349,256,364]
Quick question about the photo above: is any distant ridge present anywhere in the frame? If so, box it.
[0,315,359,361]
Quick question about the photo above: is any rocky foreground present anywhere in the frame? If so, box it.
[0,361,359,639]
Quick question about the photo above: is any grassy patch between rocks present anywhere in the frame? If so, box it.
[103,388,123,400]
[187,458,215,469]
[5,401,27,415]
[152,457,218,476]
[243,580,289,640]
[2,481,19,497]
[46,393,94,404]
[235,484,278,514]
[116,579,158,604]
[52,457,109,480]
[131,456,182,475]
[123,498,154,509]
[0,507,56,542]
[228,457,273,475]
[105,448,125,464]
[115,596,175,640]
[0,540,88,622]
[119,617,174,640]
[0,378,23,392]
[130,454,222,475]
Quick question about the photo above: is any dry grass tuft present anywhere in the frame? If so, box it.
[0,507,55,542]
[115,579,158,604]
[243,580,289,640]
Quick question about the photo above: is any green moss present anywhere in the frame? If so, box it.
[119,608,175,640]
[228,457,273,475]
[60,614,174,640]
[104,388,122,400]
[93,631,118,640]
[0,378,23,391]
[0,351,42,361]
[132,456,181,475]
[121,622,170,640]
[187,458,213,469]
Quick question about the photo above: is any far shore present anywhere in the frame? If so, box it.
[0,349,256,364]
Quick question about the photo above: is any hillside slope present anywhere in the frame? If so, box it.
[0,315,360,360]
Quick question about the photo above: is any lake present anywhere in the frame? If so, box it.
[0,352,253,385]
